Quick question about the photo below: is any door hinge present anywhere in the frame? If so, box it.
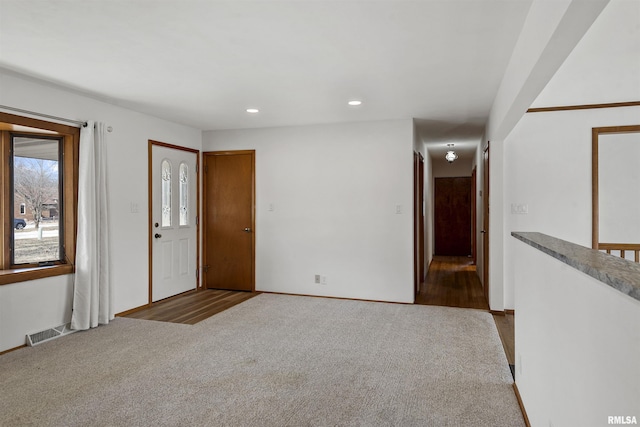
[196,164,199,173]
[196,215,199,226]
[196,268,199,280]
[203,265,210,273]
[204,165,208,173]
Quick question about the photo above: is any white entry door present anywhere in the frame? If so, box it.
[151,144,198,302]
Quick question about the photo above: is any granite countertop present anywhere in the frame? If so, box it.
[511,232,640,302]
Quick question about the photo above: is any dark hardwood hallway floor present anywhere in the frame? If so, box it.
[415,256,514,368]
[416,256,489,310]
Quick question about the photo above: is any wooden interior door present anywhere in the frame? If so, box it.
[434,177,472,256]
[471,166,477,265]
[482,143,490,302]
[203,150,255,291]
[418,154,425,283]
[413,153,426,296]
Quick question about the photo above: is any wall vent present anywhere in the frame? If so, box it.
[26,323,77,346]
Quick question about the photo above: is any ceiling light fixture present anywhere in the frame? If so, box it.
[445,143,458,163]
[246,108,259,113]
[348,100,362,106]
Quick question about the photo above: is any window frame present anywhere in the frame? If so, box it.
[0,112,79,285]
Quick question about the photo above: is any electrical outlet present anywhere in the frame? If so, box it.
[395,204,403,214]
[314,274,321,284]
[321,276,327,285]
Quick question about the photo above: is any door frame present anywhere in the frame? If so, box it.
[202,150,256,291]
[414,152,425,298]
[148,140,201,305]
[482,142,490,304]
[471,166,477,265]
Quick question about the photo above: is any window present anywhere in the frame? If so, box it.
[0,112,79,285]
[179,162,188,226]
[12,135,63,265]
[161,159,172,227]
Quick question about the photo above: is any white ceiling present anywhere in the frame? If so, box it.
[0,0,533,156]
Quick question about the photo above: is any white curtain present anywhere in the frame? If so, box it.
[71,121,112,330]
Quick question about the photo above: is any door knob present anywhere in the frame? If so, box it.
[154,233,162,239]
[243,228,252,233]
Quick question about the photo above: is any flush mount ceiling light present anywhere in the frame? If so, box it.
[445,143,458,163]
[246,108,259,113]
[347,100,362,106]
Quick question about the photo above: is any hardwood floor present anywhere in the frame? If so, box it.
[493,312,515,366]
[416,256,514,371]
[415,256,489,310]
[123,289,259,325]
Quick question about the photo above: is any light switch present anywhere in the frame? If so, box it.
[511,203,528,215]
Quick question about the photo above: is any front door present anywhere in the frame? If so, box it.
[150,142,198,302]
[203,150,255,291]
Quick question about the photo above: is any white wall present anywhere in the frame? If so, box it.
[514,239,640,427]
[505,1,640,422]
[504,106,640,307]
[503,0,640,310]
[530,0,639,108]
[203,119,414,303]
[0,71,202,352]
[485,0,608,142]
[484,0,609,311]
[489,139,505,310]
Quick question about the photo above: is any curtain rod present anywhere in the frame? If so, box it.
[0,104,87,127]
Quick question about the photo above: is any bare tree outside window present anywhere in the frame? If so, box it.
[11,136,62,265]
[14,158,59,229]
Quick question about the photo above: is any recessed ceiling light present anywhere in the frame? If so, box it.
[246,108,259,113]
[348,100,362,106]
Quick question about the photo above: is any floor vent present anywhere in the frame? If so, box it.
[26,323,77,347]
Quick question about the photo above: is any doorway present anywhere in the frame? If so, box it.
[149,141,199,303]
[202,150,255,291]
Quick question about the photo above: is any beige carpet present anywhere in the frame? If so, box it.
[0,294,524,426]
